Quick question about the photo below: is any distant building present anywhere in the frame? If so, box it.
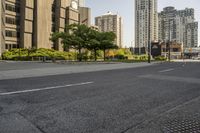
[79,7,91,26]
[185,22,198,48]
[95,12,123,48]
[158,7,198,48]
[90,25,99,31]
[78,0,85,7]
[160,42,183,59]
[135,0,158,50]
[150,42,183,59]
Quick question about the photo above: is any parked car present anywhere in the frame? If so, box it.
[192,55,200,60]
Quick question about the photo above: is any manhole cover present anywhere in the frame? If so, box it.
[162,118,200,133]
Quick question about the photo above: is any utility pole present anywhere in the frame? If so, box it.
[148,0,151,63]
[168,19,172,62]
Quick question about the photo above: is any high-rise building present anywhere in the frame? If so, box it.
[185,22,198,48]
[135,0,158,49]
[95,12,123,48]
[0,0,91,55]
[158,7,177,42]
[78,0,85,7]
[158,7,198,48]
[79,7,91,26]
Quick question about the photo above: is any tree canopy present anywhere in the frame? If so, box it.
[50,24,118,61]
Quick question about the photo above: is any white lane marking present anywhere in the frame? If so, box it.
[159,68,174,73]
[0,82,94,96]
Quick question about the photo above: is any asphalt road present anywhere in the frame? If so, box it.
[0,62,200,133]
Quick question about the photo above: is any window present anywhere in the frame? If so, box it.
[6,30,20,38]
[173,48,179,52]
[6,17,20,25]
[5,44,18,50]
[5,44,9,49]
[6,4,20,13]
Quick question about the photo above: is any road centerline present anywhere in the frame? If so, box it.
[0,82,94,96]
[159,68,175,73]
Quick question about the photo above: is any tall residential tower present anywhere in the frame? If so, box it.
[135,0,158,50]
[78,0,85,7]
[95,12,123,48]
[158,7,198,48]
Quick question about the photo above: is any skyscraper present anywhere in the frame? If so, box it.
[135,0,158,50]
[95,12,123,48]
[158,7,198,48]
[79,7,91,26]
[78,0,85,7]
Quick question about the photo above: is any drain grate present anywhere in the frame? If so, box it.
[162,118,200,133]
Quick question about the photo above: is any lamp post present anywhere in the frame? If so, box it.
[168,19,172,62]
[148,0,151,63]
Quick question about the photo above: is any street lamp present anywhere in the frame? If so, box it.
[168,19,173,62]
[148,0,151,63]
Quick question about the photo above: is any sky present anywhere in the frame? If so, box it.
[85,0,200,47]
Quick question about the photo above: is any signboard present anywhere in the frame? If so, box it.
[151,43,161,57]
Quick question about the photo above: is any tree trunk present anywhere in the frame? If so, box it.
[103,49,106,61]
[94,49,97,61]
[78,48,82,62]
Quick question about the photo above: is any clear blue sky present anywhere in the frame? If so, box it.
[85,0,200,47]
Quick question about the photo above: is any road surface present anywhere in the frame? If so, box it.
[0,62,200,133]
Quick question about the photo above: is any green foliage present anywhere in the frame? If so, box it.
[154,56,167,61]
[50,24,118,61]
[133,55,148,61]
[2,48,76,61]
[114,54,128,60]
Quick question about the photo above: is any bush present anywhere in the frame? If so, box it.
[114,54,128,60]
[154,56,167,61]
[133,55,148,61]
[2,48,77,61]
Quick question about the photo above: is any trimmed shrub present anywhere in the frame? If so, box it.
[154,56,167,61]
[2,48,76,61]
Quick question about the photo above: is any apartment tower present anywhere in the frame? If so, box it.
[135,0,158,50]
[78,0,85,7]
[158,7,198,48]
[95,12,123,48]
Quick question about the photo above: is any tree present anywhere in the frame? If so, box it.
[87,29,101,61]
[51,24,91,61]
[68,24,91,61]
[50,25,74,50]
[51,24,118,62]
[99,32,118,61]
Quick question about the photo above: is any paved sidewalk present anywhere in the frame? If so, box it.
[0,62,153,80]
[172,59,200,62]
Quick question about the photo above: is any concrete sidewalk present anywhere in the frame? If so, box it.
[0,62,153,80]
[172,59,200,62]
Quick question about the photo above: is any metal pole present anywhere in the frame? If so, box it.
[165,40,167,58]
[168,20,171,62]
[148,0,151,63]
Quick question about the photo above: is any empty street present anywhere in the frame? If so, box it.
[0,62,200,133]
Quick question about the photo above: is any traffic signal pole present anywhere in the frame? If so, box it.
[148,0,151,63]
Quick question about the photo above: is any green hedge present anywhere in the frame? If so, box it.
[133,55,148,61]
[154,56,167,61]
[2,48,77,61]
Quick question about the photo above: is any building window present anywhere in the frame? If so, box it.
[5,4,20,13]
[173,48,179,52]
[5,44,9,49]
[6,30,20,38]
[6,17,20,25]
[5,44,18,50]
[51,25,56,32]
